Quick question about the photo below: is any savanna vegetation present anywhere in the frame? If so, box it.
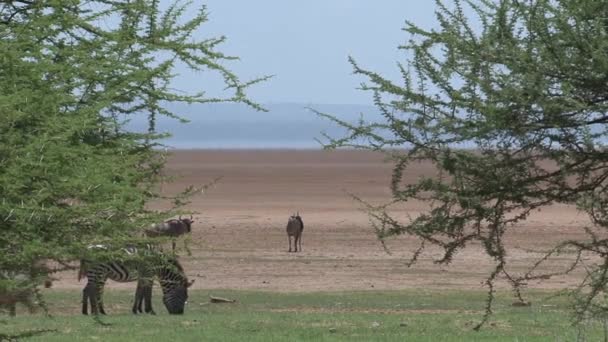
[321,0,608,329]
[5,0,608,340]
[3,289,605,341]
[0,0,262,331]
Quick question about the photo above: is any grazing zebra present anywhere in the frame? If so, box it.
[79,245,193,315]
[145,216,194,251]
[286,212,304,253]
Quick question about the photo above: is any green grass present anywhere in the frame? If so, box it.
[1,289,604,341]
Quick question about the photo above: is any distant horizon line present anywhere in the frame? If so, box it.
[156,146,417,152]
[201,101,377,107]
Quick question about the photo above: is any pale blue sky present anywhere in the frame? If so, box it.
[164,1,439,105]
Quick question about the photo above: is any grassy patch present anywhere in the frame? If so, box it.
[1,289,603,341]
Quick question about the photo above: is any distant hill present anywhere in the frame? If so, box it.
[124,103,382,149]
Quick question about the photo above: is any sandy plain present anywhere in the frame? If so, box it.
[55,149,597,292]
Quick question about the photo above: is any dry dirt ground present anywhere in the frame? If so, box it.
[54,150,599,292]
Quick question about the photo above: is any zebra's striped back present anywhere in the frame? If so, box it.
[79,244,155,283]
[85,262,140,283]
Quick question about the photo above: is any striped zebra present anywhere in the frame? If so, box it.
[79,245,194,315]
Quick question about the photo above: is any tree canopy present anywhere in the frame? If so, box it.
[321,0,608,328]
[0,0,264,305]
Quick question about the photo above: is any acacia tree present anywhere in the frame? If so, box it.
[321,0,608,328]
[0,0,264,312]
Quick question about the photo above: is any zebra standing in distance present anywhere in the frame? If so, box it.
[144,215,194,251]
[286,212,304,253]
[79,244,194,315]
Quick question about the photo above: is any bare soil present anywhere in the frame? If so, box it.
[53,149,597,292]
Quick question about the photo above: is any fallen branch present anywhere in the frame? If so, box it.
[209,295,236,303]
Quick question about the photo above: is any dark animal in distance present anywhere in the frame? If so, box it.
[0,286,37,316]
[0,260,55,316]
[0,279,52,316]
[286,212,304,253]
[144,215,194,251]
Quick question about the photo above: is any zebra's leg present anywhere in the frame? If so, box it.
[95,281,107,315]
[86,283,100,315]
[172,240,176,252]
[90,284,100,315]
[143,283,155,315]
[136,276,155,315]
[288,235,292,252]
[9,303,16,317]
[132,280,144,314]
[82,282,92,315]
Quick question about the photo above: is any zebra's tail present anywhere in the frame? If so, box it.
[77,260,86,281]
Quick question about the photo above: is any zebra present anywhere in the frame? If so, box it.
[131,257,194,315]
[286,212,304,252]
[79,245,193,315]
[144,215,194,251]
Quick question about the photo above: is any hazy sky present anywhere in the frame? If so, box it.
[164,1,439,105]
